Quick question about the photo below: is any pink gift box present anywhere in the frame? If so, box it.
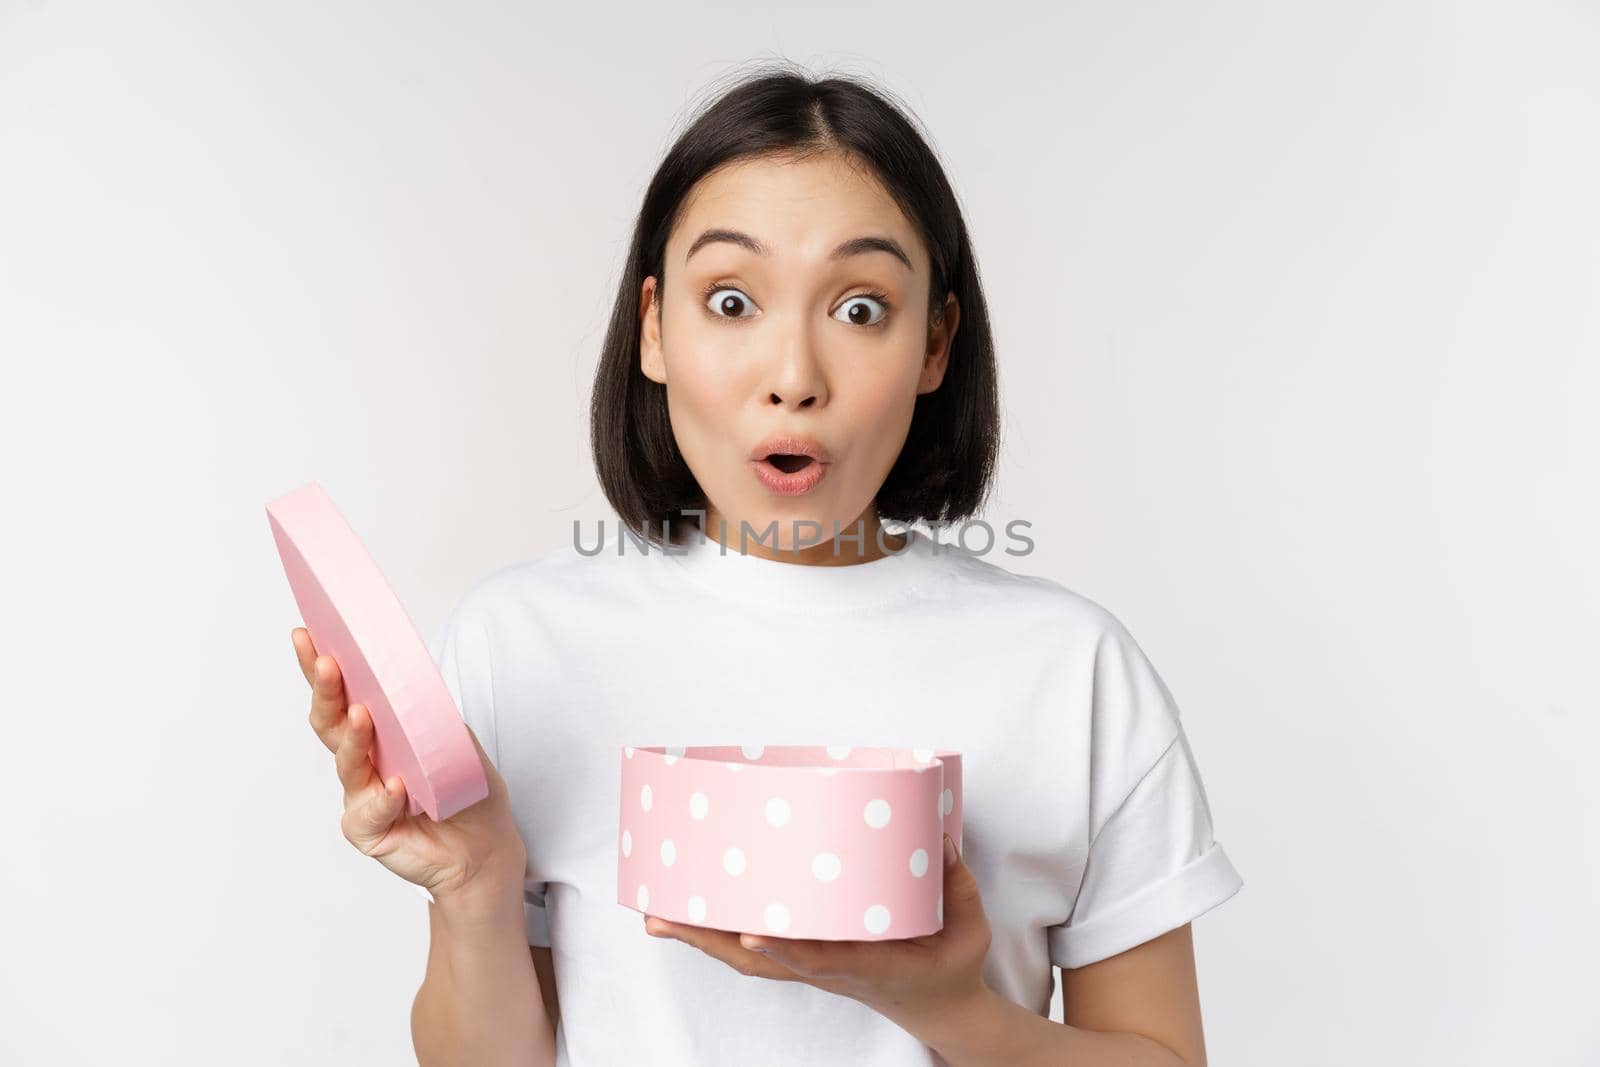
[266,481,488,822]
[618,745,963,940]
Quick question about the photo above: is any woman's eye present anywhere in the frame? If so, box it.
[701,286,889,327]
[705,287,757,319]
[833,294,888,328]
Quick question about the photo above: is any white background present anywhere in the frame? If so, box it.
[2,2,1595,1064]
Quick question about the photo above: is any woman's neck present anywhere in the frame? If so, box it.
[699,507,908,567]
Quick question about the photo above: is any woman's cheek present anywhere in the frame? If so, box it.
[682,341,759,405]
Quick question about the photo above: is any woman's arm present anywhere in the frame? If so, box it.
[914,924,1207,1066]
[411,875,557,1067]
[1057,923,1206,1064]
[531,945,560,1030]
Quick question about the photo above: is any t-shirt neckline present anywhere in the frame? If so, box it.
[660,524,942,610]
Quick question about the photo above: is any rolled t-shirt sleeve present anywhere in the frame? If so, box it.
[1047,615,1243,970]
[411,592,553,948]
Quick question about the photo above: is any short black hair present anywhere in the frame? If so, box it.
[589,62,1000,546]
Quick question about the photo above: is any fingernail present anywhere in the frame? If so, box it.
[943,834,957,868]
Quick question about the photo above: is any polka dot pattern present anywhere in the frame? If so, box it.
[864,799,892,829]
[764,796,791,827]
[618,745,962,941]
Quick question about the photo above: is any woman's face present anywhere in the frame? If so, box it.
[639,152,959,560]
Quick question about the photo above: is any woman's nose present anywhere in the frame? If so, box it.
[761,324,827,408]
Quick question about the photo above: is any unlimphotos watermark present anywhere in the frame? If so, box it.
[571,512,1036,560]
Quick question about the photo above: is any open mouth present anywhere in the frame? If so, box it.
[764,453,815,473]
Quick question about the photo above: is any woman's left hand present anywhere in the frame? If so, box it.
[643,833,991,1033]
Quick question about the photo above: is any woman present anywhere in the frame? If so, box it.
[296,64,1242,1066]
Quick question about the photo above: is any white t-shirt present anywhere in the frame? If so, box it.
[415,524,1243,1065]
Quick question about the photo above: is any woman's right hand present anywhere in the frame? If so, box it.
[293,626,527,904]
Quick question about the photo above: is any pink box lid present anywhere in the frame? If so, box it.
[266,481,488,822]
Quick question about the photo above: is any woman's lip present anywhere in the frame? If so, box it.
[749,435,831,463]
[751,456,829,496]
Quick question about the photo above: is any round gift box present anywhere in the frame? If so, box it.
[617,745,963,941]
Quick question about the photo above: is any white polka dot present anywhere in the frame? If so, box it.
[827,745,852,760]
[741,744,765,760]
[660,839,676,866]
[725,762,744,772]
[621,829,632,857]
[624,746,635,759]
[640,784,653,812]
[909,849,929,877]
[941,788,954,816]
[723,846,747,876]
[817,768,839,776]
[765,796,791,827]
[913,764,929,773]
[689,792,709,819]
[662,754,678,766]
[812,852,842,881]
[688,895,707,923]
[912,748,933,763]
[764,902,792,933]
[637,884,649,910]
[864,904,891,934]
[864,798,892,828]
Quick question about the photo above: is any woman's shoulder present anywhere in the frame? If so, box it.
[926,532,1127,640]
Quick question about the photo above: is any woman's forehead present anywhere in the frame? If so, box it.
[672,156,923,271]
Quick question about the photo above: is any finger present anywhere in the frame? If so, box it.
[464,723,493,768]
[644,917,797,982]
[942,834,984,911]
[306,652,348,751]
[739,930,883,980]
[334,703,378,797]
[291,627,316,685]
[343,774,403,854]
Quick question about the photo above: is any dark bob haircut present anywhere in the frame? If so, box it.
[589,62,1000,546]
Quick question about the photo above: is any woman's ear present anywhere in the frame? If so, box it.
[640,276,667,384]
[919,292,959,394]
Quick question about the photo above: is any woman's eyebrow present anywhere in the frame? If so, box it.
[685,228,912,272]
